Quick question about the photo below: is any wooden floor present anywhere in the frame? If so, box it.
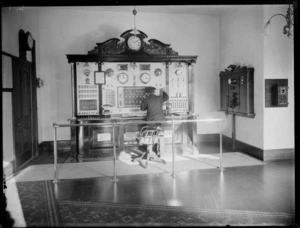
[7,141,295,226]
[55,158,295,214]
[39,141,294,215]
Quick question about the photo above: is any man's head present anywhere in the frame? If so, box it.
[145,86,156,94]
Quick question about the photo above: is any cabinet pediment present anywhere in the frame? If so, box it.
[88,29,178,56]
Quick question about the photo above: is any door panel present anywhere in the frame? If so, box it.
[13,59,33,168]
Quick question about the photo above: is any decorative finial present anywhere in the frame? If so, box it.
[133,8,137,16]
[130,6,140,35]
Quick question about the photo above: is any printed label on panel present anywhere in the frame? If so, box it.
[97,133,111,141]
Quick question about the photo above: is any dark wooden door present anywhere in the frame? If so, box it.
[13,58,34,168]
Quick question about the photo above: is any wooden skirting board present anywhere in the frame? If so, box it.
[222,135,294,161]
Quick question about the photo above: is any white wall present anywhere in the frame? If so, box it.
[263,5,294,150]
[220,5,265,149]
[2,5,294,152]
[220,5,294,150]
[35,7,220,141]
[1,7,39,56]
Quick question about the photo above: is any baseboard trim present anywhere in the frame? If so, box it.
[193,134,220,143]
[263,148,295,161]
[222,135,294,161]
[39,140,71,152]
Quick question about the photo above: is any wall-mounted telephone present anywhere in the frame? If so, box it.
[265,79,288,108]
[271,83,288,107]
[220,67,254,118]
[227,78,239,109]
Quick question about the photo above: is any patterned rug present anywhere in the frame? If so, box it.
[16,180,61,227]
[16,180,295,227]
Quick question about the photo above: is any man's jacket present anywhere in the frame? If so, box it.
[140,92,169,121]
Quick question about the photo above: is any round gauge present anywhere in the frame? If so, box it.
[105,68,114,77]
[140,73,151,84]
[118,73,129,84]
[175,69,183,75]
[154,68,162,76]
[280,88,287,94]
[83,69,90,77]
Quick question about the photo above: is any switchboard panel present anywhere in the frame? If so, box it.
[168,62,189,113]
[67,28,198,162]
[220,67,254,117]
[101,62,166,115]
[75,62,100,116]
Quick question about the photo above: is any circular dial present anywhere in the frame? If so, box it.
[25,32,34,50]
[154,68,162,76]
[105,68,114,77]
[118,73,129,84]
[175,69,182,75]
[127,35,142,51]
[140,73,151,84]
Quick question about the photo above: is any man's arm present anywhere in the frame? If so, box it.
[162,91,169,102]
[140,99,147,111]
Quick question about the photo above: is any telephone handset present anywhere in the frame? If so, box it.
[227,78,239,109]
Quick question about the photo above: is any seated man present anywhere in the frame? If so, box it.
[129,86,169,167]
[141,86,169,124]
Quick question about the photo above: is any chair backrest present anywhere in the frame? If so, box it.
[137,126,160,145]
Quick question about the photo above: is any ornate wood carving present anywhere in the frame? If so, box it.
[88,38,125,55]
[144,39,178,55]
[87,30,178,56]
[67,29,197,64]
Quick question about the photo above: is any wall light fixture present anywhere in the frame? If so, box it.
[264,4,294,38]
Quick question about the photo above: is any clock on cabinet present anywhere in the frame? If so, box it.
[19,30,34,51]
[19,30,35,61]
[25,32,34,50]
[126,35,142,52]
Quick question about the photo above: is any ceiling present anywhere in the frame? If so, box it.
[37,5,236,16]
[97,5,235,15]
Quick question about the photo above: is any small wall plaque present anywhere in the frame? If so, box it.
[94,71,105,84]
[97,133,111,142]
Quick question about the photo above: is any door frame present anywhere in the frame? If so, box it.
[12,57,39,170]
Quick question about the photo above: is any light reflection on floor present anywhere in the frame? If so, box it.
[5,177,27,227]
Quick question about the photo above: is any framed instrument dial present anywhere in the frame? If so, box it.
[154,68,162,76]
[140,73,151,84]
[118,73,129,84]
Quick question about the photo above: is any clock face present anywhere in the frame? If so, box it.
[118,73,129,84]
[140,73,151,84]
[26,32,34,50]
[127,35,142,51]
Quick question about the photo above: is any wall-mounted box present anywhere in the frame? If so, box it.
[265,79,288,107]
[219,67,255,118]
